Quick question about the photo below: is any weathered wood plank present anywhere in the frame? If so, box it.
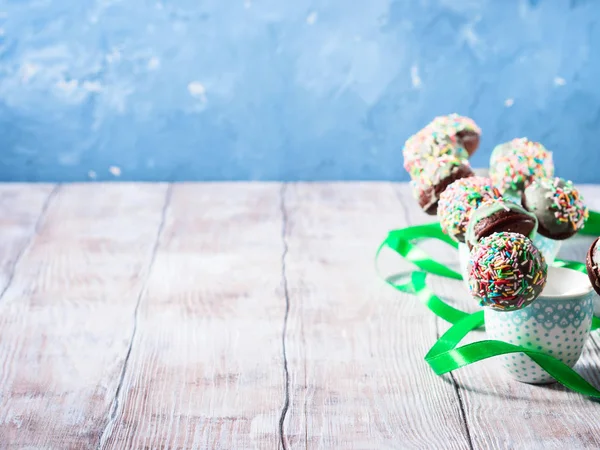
[100,183,286,449]
[282,183,470,449]
[0,183,169,449]
[394,183,600,450]
[0,183,56,293]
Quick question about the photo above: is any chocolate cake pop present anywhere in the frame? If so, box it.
[437,176,502,242]
[522,177,588,240]
[424,114,481,156]
[411,156,474,215]
[586,237,600,296]
[468,232,547,311]
[466,199,538,249]
[403,132,468,178]
[489,138,554,195]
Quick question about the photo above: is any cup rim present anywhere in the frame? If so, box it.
[538,266,593,300]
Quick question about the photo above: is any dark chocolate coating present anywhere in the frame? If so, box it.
[586,237,600,296]
[469,209,537,250]
[456,130,480,157]
[521,192,578,240]
[418,164,474,215]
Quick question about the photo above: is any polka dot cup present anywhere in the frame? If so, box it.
[484,266,594,384]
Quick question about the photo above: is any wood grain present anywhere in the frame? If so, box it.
[282,183,470,449]
[99,183,287,449]
[0,183,169,449]
[0,184,56,293]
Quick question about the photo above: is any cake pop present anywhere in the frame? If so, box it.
[586,237,600,296]
[468,232,548,311]
[522,177,588,240]
[425,113,481,156]
[437,176,502,243]
[403,132,468,178]
[411,156,474,215]
[489,138,554,195]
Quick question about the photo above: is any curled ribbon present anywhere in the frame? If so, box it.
[376,211,600,398]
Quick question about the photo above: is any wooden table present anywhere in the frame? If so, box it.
[2,182,600,449]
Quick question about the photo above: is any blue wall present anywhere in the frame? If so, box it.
[1,0,600,182]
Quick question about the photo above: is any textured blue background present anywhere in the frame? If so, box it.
[1,0,599,182]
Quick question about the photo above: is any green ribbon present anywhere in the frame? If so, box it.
[381,271,471,325]
[377,211,600,399]
[581,210,600,236]
[378,223,461,281]
[424,310,600,399]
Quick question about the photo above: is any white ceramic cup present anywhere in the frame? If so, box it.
[484,266,594,384]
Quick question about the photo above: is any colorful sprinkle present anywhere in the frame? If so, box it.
[526,177,589,232]
[403,114,478,178]
[489,138,554,194]
[437,177,502,242]
[410,155,469,190]
[424,113,481,139]
[403,132,468,178]
[468,232,548,311]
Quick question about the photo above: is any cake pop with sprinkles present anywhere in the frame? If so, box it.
[424,113,481,156]
[489,139,514,168]
[522,177,589,240]
[437,176,502,243]
[585,237,600,296]
[468,232,547,311]
[489,138,554,195]
[403,131,468,178]
[411,156,474,215]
